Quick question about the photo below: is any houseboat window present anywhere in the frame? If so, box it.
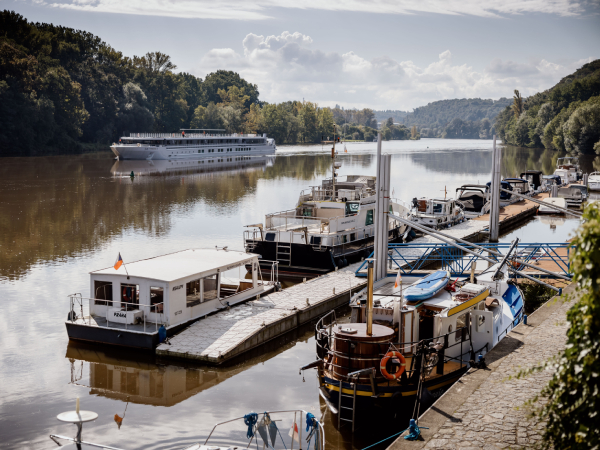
[310,236,321,245]
[455,312,469,342]
[120,284,139,310]
[186,279,201,307]
[350,233,356,241]
[433,203,443,213]
[343,235,348,243]
[265,233,276,242]
[150,287,164,313]
[345,202,359,216]
[203,275,218,301]
[366,209,374,226]
[94,281,113,305]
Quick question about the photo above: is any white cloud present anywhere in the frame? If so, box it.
[45,0,585,20]
[196,32,597,109]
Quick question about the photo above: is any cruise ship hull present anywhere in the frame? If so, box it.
[111,144,274,160]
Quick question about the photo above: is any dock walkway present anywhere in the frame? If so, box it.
[156,264,366,363]
[388,283,575,450]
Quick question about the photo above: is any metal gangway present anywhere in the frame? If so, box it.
[356,242,573,279]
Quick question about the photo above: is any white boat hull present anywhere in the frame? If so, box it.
[111,143,275,160]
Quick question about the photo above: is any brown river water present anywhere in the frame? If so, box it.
[0,140,588,449]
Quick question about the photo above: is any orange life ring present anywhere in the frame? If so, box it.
[380,351,406,380]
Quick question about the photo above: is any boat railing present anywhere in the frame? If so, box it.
[201,409,324,450]
[315,315,474,380]
[127,132,262,139]
[67,294,165,333]
[264,209,337,231]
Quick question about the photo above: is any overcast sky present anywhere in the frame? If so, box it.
[5,0,600,110]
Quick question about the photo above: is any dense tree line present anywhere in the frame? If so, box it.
[0,11,355,156]
[402,98,510,138]
[495,59,600,154]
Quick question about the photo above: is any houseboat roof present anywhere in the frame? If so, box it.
[91,248,256,282]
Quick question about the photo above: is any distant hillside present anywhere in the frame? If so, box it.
[495,59,600,154]
[374,98,511,139]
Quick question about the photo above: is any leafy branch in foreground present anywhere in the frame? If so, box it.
[529,202,600,449]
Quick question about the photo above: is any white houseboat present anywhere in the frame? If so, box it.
[111,130,276,160]
[588,172,600,191]
[65,248,277,349]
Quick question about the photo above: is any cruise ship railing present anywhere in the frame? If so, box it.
[128,133,263,138]
[68,295,165,333]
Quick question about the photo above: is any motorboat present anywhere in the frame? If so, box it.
[542,175,562,190]
[65,248,278,349]
[50,401,323,450]
[485,180,515,206]
[567,184,588,202]
[520,170,544,193]
[503,178,531,196]
[558,186,584,207]
[111,130,275,160]
[456,185,489,218]
[588,171,600,191]
[553,157,582,184]
[538,197,567,214]
[244,175,411,278]
[304,258,523,418]
[409,197,465,229]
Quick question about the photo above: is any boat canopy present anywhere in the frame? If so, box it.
[520,171,543,189]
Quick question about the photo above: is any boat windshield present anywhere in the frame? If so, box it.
[433,203,443,213]
[345,202,360,216]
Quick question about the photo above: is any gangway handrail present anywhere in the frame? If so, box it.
[387,214,564,292]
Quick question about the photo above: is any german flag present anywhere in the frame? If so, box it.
[114,253,124,270]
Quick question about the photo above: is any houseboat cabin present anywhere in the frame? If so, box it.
[66,248,274,349]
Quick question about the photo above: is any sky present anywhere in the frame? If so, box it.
[4,0,600,110]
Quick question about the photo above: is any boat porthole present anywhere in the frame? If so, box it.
[448,325,452,333]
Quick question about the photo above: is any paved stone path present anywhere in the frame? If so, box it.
[389,285,575,450]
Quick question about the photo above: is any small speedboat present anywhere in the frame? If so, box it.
[410,197,465,229]
[558,186,584,206]
[588,172,600,191]
[456,185,489,218]
[520,170,544,193]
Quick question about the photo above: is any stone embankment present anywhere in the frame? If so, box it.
[389,283,575,450]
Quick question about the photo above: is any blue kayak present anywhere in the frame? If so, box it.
[404,270,450,301]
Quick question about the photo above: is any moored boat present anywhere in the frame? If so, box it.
[455,184,490,218]
[302,258,524,420]
[409,197,465,229]
[244,175,411,279]
[553,157,582,184]
[539,197,567,214]
[111,130,275,160]
[65,248,278,349]
[588,171,600,191]
[520,170,544,193]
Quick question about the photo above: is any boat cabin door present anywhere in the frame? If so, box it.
[470,310,493,356]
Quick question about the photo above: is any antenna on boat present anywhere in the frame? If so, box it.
[320,125,339,200]
[440,186,447,200]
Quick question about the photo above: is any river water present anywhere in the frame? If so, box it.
[0,139,589,449]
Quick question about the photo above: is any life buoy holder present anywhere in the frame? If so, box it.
[380,351,406,380]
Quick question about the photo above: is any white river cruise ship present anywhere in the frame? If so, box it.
[111,129,276,160]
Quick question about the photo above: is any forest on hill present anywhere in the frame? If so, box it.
[495,59,600,154]
[1,10,397,156]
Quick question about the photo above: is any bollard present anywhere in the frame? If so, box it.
[524,314,528,325]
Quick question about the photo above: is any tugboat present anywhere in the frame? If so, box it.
[301,253,524,423]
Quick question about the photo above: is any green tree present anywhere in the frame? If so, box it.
[512,89,524,118]
[203,70,259,108]
[535,202,600,449]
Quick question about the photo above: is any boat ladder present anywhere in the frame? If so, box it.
[276,241,292,266]
[337,380,357,432]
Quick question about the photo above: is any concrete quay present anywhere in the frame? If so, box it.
[388,282,575,450]
[156,263,366,364]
